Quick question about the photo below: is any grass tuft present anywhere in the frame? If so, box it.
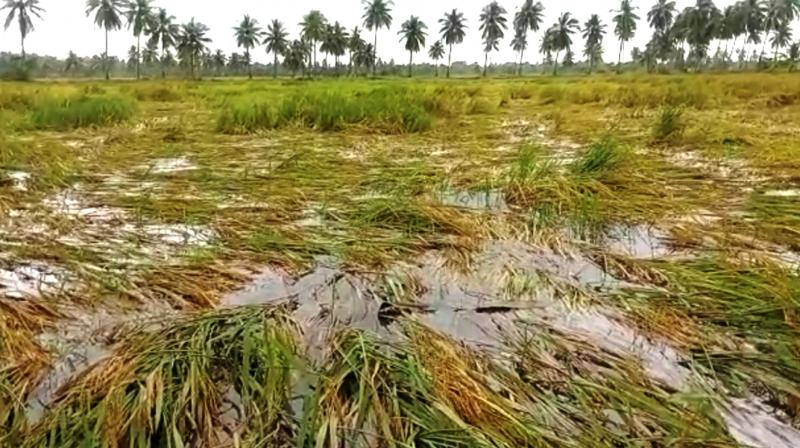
[29,95,135,130]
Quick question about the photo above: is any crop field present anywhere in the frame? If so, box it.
[1,74,799,447]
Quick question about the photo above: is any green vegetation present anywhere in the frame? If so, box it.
[29,94,135,130]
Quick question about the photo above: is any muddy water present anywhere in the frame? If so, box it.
[435,189,507,211]
[604,224,674,260]
[221,240,800,446]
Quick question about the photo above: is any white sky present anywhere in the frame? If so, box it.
[0,0,763,65]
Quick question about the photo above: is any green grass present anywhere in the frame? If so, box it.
[29,94,135,130]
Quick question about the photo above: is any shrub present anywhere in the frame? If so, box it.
[572,137,626,177]
[30,95,135,130]
[652,106,685,142]
[133,86,182,102]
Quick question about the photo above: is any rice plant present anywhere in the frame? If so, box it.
[29,95,135,130]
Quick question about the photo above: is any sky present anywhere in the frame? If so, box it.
[0,0,764,65]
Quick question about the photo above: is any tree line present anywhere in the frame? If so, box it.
[2,0,799,80]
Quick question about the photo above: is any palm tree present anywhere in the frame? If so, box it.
[284,39,309,77]
[234,15,264,79]
[264,20,289,79]
[65,51,81,73]
[320,22,348,73]
[177,18,211,79]
[353,42,375,74]
[362,0,393,76]
[300,10,327,74]
[583,14,607,73]
[212,49,226,75]
[788,42,799,70]
[550,12,579,75]
[2,0,45,60]
[648,0,676,32]
[124,0,153,80]
[685,0,722,67]
[540,26,556,68]
[479,1,508,77]
[511,27,528,75]
[347,26,364,75]
[428,40,445,76]
[398,15,427,77]
[770,18,792,61]
[142,39,157,65]
[612,0,640,69]
[126,45,137,69]
[86,0,125,80]
[148,8,178,78]
[514,0,544,72]
[439,9,467,78]
[740,0,767,49]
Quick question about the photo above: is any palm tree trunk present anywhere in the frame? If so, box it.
[136,35,141,80]
[760,28,769,62]
[434,61,438,77]
[617,41,623,72]
[447,44,452,78]
[408,51,413,78]
[105,28,110,80]
[247,50,252,79]
[373,29,378,76]
[519,48,525,76]
[191,52,195,79]
[161,44,166,78]
[20,34,25,61]
[483,52,488,77]
[273,53,278,78]
[313,41,317,75]
[553,50,560,76]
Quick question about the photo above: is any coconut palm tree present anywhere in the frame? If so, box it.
[740,0,767,48]
[550,12,579,75]
[353,42,376,74]
[428,40,445,76]
[177,18,211,79]
[398,15,426,77]
[439,9,467,78]
[86,0,125,80]
[514,0,544,72]
[583,14,607,73]
[212,49,226,75]
[347,26,364,75]
[612,0,640,69]
[65,51,81,72]
[234,15,264,79]
[788,41,799,70]
[264,20,288,78]
[648,0,676,33]
[362,0,393,76]
[479,1,508,77]
[510,27,528,75]
[148,8,178,78]
[142,40,157,65]
[300,10,326,74]
[124,0,153,79]
[2,0,45,60]
[284,39,309,77]
[540,25,556,68]
[685,0,722,67]
[320,22,349,73]
[770,18,792,60]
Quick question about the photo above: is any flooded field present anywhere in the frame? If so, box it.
[1,75,800,446]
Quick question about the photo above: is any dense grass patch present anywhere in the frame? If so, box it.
[29,95,135,130]
[217,87,436,133]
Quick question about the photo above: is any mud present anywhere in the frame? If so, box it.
[604,225,673,259]
[0,261,71,299]
[149,157,197,174]
[436,189,507,211]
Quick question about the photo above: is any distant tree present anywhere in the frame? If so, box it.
[2,0,45,60]
[127,45,137,69]
[142,39,157,65]
[148,8,178,78]
[177,18,211,79]
[685,0,722,68]
[234,15,263,79]
[398,15,426,77]
[550,12,579,75]
[212,49,226,75]
[612,0,640,68]
[347,26,365,75]
[284,39,309,77]
[540,25,556,69]
[648,0,676,33]
[439,8,467,78]
[563,48,575,66]
[362,0,393,76]
[739,0,766,49]
[124,0,154,79]
[514,0,544,73]
[300,10,326,74]
[428,40,445,76]
[583,14,607,73]
[320,22,348,72]
[353,42,375,74]
[788,42,799,70]
[65,50,81,72]
[479,1,508,77]
[86,0,125,80]
[264,20,289,78]
[770,19,793,60]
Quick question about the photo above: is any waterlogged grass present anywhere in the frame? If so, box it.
[22,306,298,448]
[2,73,800,446]
[29,94,135,130]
